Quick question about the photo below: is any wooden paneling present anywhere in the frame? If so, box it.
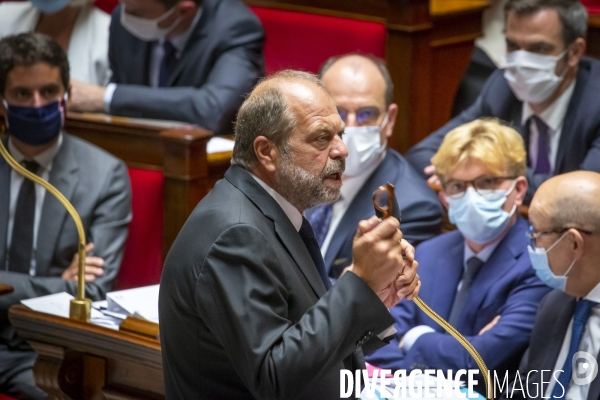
[0,283,13,295]
[588,14,600,60]
[244,0,488,153]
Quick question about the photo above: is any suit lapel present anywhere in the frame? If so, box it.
[324,153,399,270]
[225,166,326,298]
[588,347,600,400]
[35,135,79,276]
[0,138,10,268]
[169,7,210,86]
[427,235,464,324]
[458,218,527,332]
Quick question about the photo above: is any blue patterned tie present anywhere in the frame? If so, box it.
[531,116,551,174]
[159,40,177,87]
[306,203,333,247]
[551,299,598,398]
[298,217,331,290]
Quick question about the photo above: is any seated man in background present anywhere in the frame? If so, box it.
[0,33,131,399]
[503,171,600,399]
[0,0,112,86]
[68,0,265,134]
[306,54,442,280]
[406,0,599,202]
[366,119,551,393]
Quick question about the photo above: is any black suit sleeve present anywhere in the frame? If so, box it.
[196,223,394,400]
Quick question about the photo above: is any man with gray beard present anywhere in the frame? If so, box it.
[159,70,421,400]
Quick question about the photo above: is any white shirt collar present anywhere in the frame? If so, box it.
[463,222,511,266]
[250,173,303,232]
[339,149,386,207]
[8,133,63,172]
[521,79,576,131]
[584,282,600,303]
[162,8,202,55]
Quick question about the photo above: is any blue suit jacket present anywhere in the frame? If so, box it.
[307,149,443,279]
[405,57,600,201]
[366,217,551,377]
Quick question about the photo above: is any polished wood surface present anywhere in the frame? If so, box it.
[0,283,14,295]
[64,112,231,258]
[9,304,163,399]
[244,0,488,153]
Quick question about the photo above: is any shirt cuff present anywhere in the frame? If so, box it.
[377,324,397,340]
[103,83,117,113]
[402,325,435,351]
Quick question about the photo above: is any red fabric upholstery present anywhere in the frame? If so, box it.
[249,6,386,74]
[116,168,164,290]
[582,0,600,13]
[94,0,118,13]
[0,394,17,400]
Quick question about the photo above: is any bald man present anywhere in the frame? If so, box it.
[504,171,600,399]
[306,54,442,281]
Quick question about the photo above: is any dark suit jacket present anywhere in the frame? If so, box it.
[406,57,600,201]
[159,165,395,400]
[501,290,600,400]
[108,0,265,133]
[366,217,551,381]
[0,133,131,345]
[306,150,443,279]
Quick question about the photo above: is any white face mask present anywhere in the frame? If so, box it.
[120,5,181,42]
[504,49,569,104]
[342,113,388,177]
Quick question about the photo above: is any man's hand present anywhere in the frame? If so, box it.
[61,243,105,282]
[352,216,419,307]
[478,315,500,335]
[67,80,106,113]
[424,164,441,187]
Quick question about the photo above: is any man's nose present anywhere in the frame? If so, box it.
[330,134,348,159]
[31,92,44,108]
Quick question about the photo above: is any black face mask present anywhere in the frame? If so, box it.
[4,99,64,146]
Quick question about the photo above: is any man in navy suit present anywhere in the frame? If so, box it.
[406,0,598,202]
[67,0,265,134]
[366,119,551,392]
[500,171,600,400]
[306,55,443,280]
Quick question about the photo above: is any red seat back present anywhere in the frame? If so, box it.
[249,6,386,74]
[116,168,164,290]
[94,0,118,13]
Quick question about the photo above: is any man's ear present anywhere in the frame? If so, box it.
[569,228,586,261]
[253,136,278,172]
[568,37,586,68]
[513,176,528,206]
[384,103,398,139]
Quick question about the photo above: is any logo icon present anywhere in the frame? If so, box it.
[572,351,598,385]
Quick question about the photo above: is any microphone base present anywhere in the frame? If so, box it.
[70,298,92,322]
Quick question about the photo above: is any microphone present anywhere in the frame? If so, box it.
[0,130,91,322]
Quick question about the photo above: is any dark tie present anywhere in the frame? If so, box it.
[448,256,484,327]
[531,116,551,175]
[298,217,331,290]
[551,299,598,398]
[307,203,333,247]
[158,40,177,87]
[9,160,40,274]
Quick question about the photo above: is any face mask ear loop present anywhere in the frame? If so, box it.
[546,230,569,253]
[563,259,576,277]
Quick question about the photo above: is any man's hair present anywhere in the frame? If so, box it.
[432,118,527,180]
[504,0,588,45]
[550,194,600,232]
[319,54,394,107]
[0,33,69,95]
[232,70,326,170]
[157,0,203,9]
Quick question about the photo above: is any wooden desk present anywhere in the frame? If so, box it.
[64,112,231,258]
[244,0,488,153]
[0,284,13,295]
[9,304,163,399]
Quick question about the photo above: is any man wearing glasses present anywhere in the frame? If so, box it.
[306,54,443,281]
[366,119,550,394]
[502,170,600,399]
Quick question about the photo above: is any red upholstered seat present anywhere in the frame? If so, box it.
[94,0,118,13]
[116,168,164,290]
[249,6,386,74]
[582,0,600,13]
[0,394,16,400]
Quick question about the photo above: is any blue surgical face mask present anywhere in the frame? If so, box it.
[528,232,575,291]
[446,181,517,244]
[29,0,71,14]
[3,99,65,146]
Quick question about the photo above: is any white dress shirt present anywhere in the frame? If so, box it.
[402,228,508,351]
[103,9,203,112]
[320,150,386,257]
[6,134,63,275]
[522,79,576,174]
[545,283,600,399]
